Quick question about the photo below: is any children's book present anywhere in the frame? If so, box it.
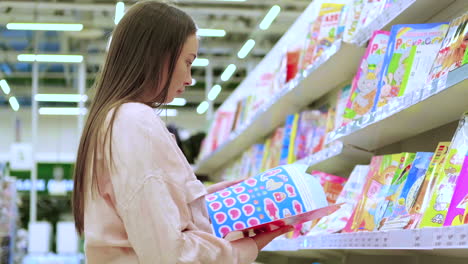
[206,164,336,239]
[294,110,322,160]
[359,0,386,29]
[302,3,346,71]
[344,30,390,123]
[407,142,451,229]
[444,152,468,226]
[280,114,300,165]
[376,23,449,108]
[372,152,416,230]
[441,14,468,72]
[343,0,365,43]
[309,165,370,235]
[380,152,433,230]
[420,112,468,227]
[343,155,384,232]
[310,171,348,205]
[334,84,351,130]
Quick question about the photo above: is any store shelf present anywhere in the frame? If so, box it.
[327,64,468,151]
[263,225,468,258]
[195,0,460,176]
[295,141,373,176]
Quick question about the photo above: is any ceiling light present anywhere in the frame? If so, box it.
[18,54,84,63]
[39,107,87,116]
[238,39,256,59]
[9,97,19,111]
[208,85,222,101]
[259,5,281,30]
[158,109,178,117]
[168,98,187,106]
[197,101,209,115]
[221,64,237,82]
[197,29,226,37]
[114,2,125,25]
[192,58,209,67]
[35,94,88,102]
[6,23,84,31]
[0,79,11,95]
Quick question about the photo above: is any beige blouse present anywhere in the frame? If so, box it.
[84,102,258,263]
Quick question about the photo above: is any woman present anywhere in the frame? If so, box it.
[72,1,292,263]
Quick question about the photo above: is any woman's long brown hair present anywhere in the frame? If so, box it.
[73,1,196,235]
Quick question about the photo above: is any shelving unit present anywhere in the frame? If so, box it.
[195,0,463,177]
[327,64,468,151]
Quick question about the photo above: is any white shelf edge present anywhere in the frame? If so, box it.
[263,225,468,255]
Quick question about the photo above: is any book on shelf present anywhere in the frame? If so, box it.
[445,150,468,226]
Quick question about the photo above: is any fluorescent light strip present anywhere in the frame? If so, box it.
[6,23,83,31]
[168,98,187,106]
[192,58,209,67]
[158,109,178,117]
[18,54,84,63]
[35,94,88,102]
[208,85,222,101]
[114,2,125,25]
[39,107,87,116]
[197,101,209,115]
[9,97,19,112]
[238,39,256,59]
[221,64,237,82]
[259,5,281,30]
[197,29,226,37]
[0,79,11,95]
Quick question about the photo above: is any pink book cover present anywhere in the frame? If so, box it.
[343,30,390,125]
[444,153,468,226]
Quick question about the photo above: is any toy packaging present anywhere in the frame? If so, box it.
[344,30,390,123]
[420,112,468,228]
[309,165,370,235]
[376,23,449,108]
[205,164,337,239]
[380,152,433,230]
[444,152,468,226]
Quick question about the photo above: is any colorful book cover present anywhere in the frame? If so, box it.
[376,23,449,108]
[310,171,348,205]
[280,114,300,165]
[334,84,351,130]
[380,152,433,230]
[407,142,451,229]
[264,127,285,171]
[442,14,468,72]
[373,152,416,230]
[344,30,390,122]
[310,109,329,154]
[419,112,468,228]
[260,138,272,173]
[294,110,321,160]
[359,0,386,29]
[343,0,365,43]
[444,152,468,226]
[426,15,468,87]
[343,156,383,233]
[309,165,370,235]
[312,3,346,64]
[205,164,331,238]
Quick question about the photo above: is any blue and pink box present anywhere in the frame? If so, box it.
[205,164,340,238]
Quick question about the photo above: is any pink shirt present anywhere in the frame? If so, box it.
[84,103,258,263]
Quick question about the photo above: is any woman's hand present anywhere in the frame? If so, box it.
[251,226,294,251]
[206,178,245,194]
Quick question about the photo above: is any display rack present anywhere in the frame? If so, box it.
[195,0,461,176]
[327,64,468,151]
[263,225,468,259]
[295,141,373,176]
